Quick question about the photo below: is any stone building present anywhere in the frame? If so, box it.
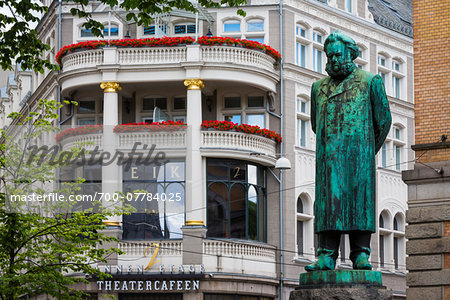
[402,1,450,299]
[0,0,413,299]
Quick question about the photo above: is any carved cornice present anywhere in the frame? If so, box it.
[100,82,122,93]
[184,79,204,90]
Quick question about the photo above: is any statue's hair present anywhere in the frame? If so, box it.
[324,30,359,60]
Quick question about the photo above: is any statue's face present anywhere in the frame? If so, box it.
[325,40,355,80]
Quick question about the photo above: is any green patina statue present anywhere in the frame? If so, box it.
[306,31,392,272]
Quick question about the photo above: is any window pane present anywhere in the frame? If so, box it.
[296,43,306,67]
[80,28,94,37]
[248,96,264,108]
[78,118,96,126]
[246,37,264,44]
[247,21,264,32]
[103,26,118,36]
[379,235,385,267]
[394,237,399,269]
[248,186,258,240]
[174,25,186,34]
[79,101,96,113]
[347,0,352,12]
[395,145,401,170]
[246,114,264,128]
[143,98,155,111]
[381,143,387,167]
[224,115,241,124]
[230,184,246,239]
[296,26,306,37]
[224,96,241,108]
[173,97,186,110]
[165,183,185,239]
[224,22,241,32]
[314,49,322,73]
[297,220,303,255]
[144,26,155,35]
[155,98,167,110]
[187,24,196,33]
[300,120,306,147]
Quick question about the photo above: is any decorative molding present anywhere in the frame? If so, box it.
[184,79,204,90]
[185,220,205,226]
[100,81,121,93]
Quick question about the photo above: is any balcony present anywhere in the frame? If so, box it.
[58,38,280,94]
[57,123,278,166]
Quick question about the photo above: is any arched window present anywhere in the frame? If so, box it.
[296,193,313,257]
[295,24,308,67]
[247,19,264,32]
[224,19,241,33]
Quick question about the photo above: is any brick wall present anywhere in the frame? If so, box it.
[413,0,450,163]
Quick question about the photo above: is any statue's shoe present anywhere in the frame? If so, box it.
[305,249,336,272]
[352,252,372,270]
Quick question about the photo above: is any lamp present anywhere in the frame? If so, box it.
[275,157,291,170]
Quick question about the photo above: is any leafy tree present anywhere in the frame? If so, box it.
[0,0,247,72]
[0,99,129,299]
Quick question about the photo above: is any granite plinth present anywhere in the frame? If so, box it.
[289,270,393,300]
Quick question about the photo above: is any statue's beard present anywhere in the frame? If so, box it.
[326,60,356,80]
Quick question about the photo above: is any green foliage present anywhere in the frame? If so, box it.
[0,0,247,72]
[0,100,131,299]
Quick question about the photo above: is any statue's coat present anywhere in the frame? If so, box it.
[311,68,391,233]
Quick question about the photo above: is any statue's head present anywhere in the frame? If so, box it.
[324,31,359,80]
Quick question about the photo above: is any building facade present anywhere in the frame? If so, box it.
[402,0,450,299]
[0,0,413,299]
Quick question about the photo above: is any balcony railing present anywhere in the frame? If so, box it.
[60,133,103,152]
[118,131,186,149]
[201,130,277,157]
[61,45,276,74]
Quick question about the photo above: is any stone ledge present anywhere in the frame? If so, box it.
[406,254,443,270]
[290,286,392,300]
[407,269,450,286]
[298,270,382,286]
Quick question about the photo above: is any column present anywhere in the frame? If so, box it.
[100,81,121,228]
[182,79,206,266]
[184,78,205,226]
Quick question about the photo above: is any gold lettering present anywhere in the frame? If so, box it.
[131,167,139,179]
[144,243,160,270]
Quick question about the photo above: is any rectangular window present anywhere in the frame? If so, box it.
[297,98,307,114]
[224,96,241,108]
[224,22,241,32]
[143,97,167,111]
[313,48,322,73]
[173,97,186,110]
[77,118,96,126]
[103,26,118,36]
[297,220,303,255]
[296,43,306,67]
[79,100,96,114]
[144,25,167,35]
[174,24,196,34]
[347,0,352,12]
[379,235,385,267]
[247,114,265,128]
[395,145,401,170]
[394,128,401,140]
[248,96,264,108]
[246,37,264,44]
[378,56,386,67]
[247,21,264,32]
[80,28,95,37]
[381,143,387,167]
[313,32,322,43]
[392,61,400,71]
[296,26,306,38]
[297,119,307,147]
[394,237,399,269]
[224,114,241,124]
[392,76,401,98]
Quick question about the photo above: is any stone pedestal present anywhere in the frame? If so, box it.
[290,270,392,300]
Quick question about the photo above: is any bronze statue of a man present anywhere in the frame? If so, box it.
[306,31,391,271]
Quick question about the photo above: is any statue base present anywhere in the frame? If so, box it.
[290,270,392,300]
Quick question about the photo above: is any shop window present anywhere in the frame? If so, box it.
[122,161,185,240]
[207,159,266,241]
